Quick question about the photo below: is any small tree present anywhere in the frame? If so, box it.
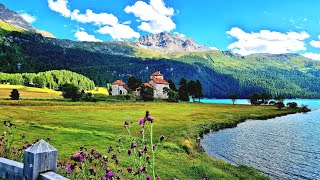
[59,83,81,101]
[187,80,196,101]
[127,76,143,91]
[10,89,20,100]
[168,79,177,91]
[229,93,237,105]
[195,80,204,102]
[287,102,298,109]
[167,89,179,102]
[249,93,261,105]
[140,86,154,101]
[178,78,189,102]
[275,102,285,110]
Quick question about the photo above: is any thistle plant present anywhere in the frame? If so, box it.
[60,111,166,180]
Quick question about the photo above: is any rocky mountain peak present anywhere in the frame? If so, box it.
[135,32,211,53]
[0,3,35,32]
[0,3,55,38]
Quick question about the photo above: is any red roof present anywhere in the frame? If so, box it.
[144,83,156,90]
[150,78,170,85]
[112,80,125,86]
[151,71,163,76]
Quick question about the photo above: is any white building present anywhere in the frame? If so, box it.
[144,71,170,99]
[111,80,128,95]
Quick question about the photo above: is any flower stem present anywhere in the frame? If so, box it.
[150,123,155,180]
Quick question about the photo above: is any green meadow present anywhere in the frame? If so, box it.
[0,94,302,179]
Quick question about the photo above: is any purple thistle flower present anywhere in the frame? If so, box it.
[138,150,143,157]
[131,143,137,149]
[140,129,145,135]
[127,149,132,155]
[139,167,146,173]
[124,121,130,127]
[105,166,110,172]
[115,159,120,164]
[107,171,113,178]
[138,118,145,125]
[153,145,156,150]
[127,168,133,173]
[146,175,151,180]
[143,146,148,153]
[103,175,107,180]
[160,135,165,141]
[147,116,154,123]
[66,165,72,174]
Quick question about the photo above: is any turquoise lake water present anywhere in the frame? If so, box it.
[201,99,320,180]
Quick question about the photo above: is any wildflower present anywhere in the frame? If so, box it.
[160,135,165,141]
[143,146,148,153]
[139,167,146,173]
[97,152,102,159]
[146,175,151,180]
[124,122,130,127]
[107,171,113,178]
[140,129,145,135]
[131,143,137,148]
[146,116,154,123]
[66,165,72,174]
[153,145,156,150]
[138,150,143,157]
[127,149,132,155]
[127,168,133,173]
[89,167,95,174]
[21,134,25,139]
[105,166,110,172]
[115,159,120,164]
[112,154,117,160]
[138,118,145,125]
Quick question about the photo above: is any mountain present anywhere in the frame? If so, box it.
[0,3,55,38]
[1,4,320,98]
[135,32,212,53]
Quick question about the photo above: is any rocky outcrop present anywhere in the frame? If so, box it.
[135,32,211,53]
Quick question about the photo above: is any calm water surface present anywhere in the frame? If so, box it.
[201,99,320,180]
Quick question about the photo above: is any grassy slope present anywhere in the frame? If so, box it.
[0,85,108,99]
[0,99,302,179]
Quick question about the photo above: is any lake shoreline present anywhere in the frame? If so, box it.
[197,107,308,179]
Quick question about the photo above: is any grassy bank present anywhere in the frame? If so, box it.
[0,99,304,179]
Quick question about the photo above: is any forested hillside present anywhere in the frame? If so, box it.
[2,27,320,98]
[0,70,95,90]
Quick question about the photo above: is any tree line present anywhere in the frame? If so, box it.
[0,70,95,90]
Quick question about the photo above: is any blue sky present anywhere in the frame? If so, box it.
[1,0,320,59]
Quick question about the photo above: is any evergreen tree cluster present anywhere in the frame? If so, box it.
[0,70,95,90]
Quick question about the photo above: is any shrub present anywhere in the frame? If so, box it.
[10,89,20,100]
[287,102,298,109]
[275,102,285,110]
[167,89,179,103]
[59,84,82,101]
[140,86,154,102]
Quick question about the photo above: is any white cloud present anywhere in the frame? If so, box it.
[20,13,37,23]
[48,0,139,40]
[226,27,310,56]
[302,52,320,60]
[310,35,320,48]
[97,24,140,41]
[48,0,71,17]
[125,0,176,33]
[74,29,102,42]
[71,9,118,26]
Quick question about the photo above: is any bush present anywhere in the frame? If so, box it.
[140,86,154,102]
[59,84,82,101]
[301,104,311,112]
[287,102,298,109]
[167,90,179,103]
[10,89,20,100]
[275,102,285,110]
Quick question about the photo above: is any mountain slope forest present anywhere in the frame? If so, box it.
[1,11,320,98]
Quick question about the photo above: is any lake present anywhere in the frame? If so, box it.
[201,99,320,179]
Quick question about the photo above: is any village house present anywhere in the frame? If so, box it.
[111,80,128,95]
[144,71,170,99]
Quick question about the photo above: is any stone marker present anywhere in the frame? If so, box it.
[23,140,58,180]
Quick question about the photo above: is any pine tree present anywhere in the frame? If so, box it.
[168,79,177,91]
[10,89,20,100]
[178,78,189,102]
[195,80,204,102]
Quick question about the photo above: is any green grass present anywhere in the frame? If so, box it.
[0,99,303,179]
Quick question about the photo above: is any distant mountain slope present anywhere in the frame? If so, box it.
[1,4,320,98]
[0,3,55,38]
